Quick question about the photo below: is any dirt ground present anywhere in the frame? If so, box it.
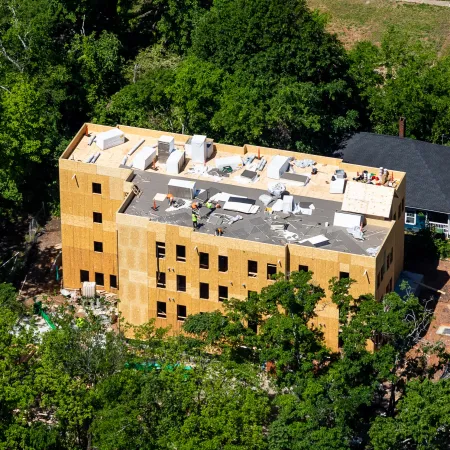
[20,217,62,298]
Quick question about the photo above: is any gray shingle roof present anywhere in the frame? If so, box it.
[340,132,450,214]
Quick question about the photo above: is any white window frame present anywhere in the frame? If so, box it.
[405,212,416,225]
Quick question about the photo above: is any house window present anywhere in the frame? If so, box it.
[80,270,89,282]
[299,265,308,272]
[92,182,102,194]
[218,285,228,302]
[95,272,104,286]
[177,305,187,321]
[393,213,397,221]
[94,241,103,252]
[177,275,186,292]
[156,272,166,288]
[248,260,258,277]
[110,275,117,289]
[398,204,401,219]
[199,252,209,269]
[176,245,186,262]
[93,212,103,223]
[157,301,167,318]
[405,212,416,225]
[200,282,209,299]
[390,248,394,265]
[402,198,405,212]
[267,264,277,280]
[339,271,349,280]
[218,255,228,272]
[156,242,165,258]
[377,271,381,289]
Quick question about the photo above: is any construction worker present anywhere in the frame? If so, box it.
[167,193,174,206]
[215,227,223,236]
[205,201,215,209]
[192,212,198,230]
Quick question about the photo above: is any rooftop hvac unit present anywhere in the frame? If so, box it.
[158,135,175,163]
[95,128,125,150]
[267,155,290,180]
[166,150,185,175]
[132,146,157,171]
[168,178,196,199]
[191,135,207,163]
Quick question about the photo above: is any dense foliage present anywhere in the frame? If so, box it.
[0,273,448,449]
[2,0,450,220]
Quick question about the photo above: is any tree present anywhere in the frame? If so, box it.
[170,0,359,152]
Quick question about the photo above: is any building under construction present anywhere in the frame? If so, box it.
[59,124,406,350]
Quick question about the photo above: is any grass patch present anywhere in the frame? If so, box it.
[307,0,450,52]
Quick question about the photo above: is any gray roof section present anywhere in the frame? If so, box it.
[340,132,450,214]
[122,170,388,256]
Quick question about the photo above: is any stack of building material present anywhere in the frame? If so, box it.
[166,150,185,174]
[132,146,157,170]
[281,173,310,186]
[158,135,175,163]
[282,195,294,213]
[191,135,208,163]
[95,128,125,150]
[168,179,196,199]
[223,197,259,214]
[82,282,96,298]
[267,155,290,180]
[333,211,363,228]
[330,178,346,194]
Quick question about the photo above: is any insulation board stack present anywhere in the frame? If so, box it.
[282,195,294,213]
[158,135,175,163]
[132,146,157,170]
[333,211,363,228]
[267,155,290,180]
[95,128,125,150]
[191,135,208,163]
[168,179,196,199]
[166,150,185,175]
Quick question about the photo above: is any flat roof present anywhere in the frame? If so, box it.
[65,124,405,205]
[123,171,389,256]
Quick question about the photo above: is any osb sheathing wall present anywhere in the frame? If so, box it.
[116,211,287,331]
[59,124,133,291]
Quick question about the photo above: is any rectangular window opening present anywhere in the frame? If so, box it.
[200,282,209,299]
[94,241,103,252]
[199,252,209,269]
[156,272,166,288]
[177,275,186,292]
[95,272,104,286]
[92,182,102,194]
[80,270,89,283]
[176,245,186,262]
[110,274,117,289]
[299,265,308,273]
[248,320,258,333]
[177,304,187,322]
[405,212,416,225]
[218,255,228,272]
[248,260,258,277]
[93,212,103,223]
[218,285,228,302]
[156,242,166,259]
[157,301,167,318]
[267,263,277,280]
[339,271,349,280]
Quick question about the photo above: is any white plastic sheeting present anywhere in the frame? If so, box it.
[333,211,363,228]
[215,155,243,171]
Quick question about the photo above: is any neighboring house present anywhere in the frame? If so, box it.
[341,132,450,237]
